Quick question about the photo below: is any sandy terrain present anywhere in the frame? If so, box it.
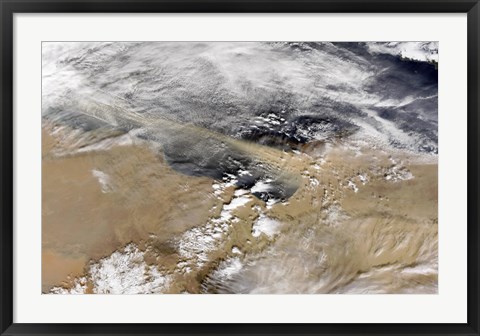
[43,124,437,294]
[42,127,219,292]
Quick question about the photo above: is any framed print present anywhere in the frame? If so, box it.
[1,1,479,335]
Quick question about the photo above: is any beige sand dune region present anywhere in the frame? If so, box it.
[43,121,437,294]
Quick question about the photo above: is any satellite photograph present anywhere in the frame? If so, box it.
[42,42,438,294]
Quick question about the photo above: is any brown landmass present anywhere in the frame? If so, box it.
[42,124,437,294]
[42,128,219,292]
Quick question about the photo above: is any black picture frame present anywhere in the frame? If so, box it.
[1,1,479,335]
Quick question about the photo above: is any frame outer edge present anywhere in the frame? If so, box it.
[0,0,14,335]
[0,0,476,13]
[467,1,480,335]
[1,1,479,335]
